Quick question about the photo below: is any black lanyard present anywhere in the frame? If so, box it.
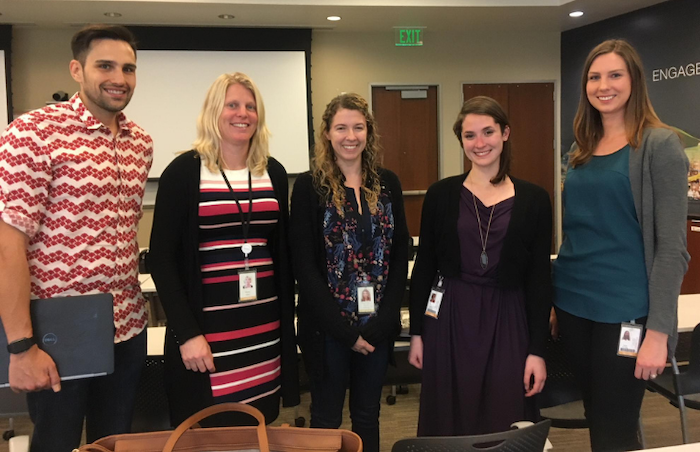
[220,168,253,251]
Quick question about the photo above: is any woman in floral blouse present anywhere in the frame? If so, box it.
[290,93,409,452]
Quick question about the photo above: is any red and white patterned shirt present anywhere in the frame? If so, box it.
[0,93,153,342]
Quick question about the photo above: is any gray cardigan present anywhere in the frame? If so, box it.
[566,127,689,353]
[629,127,689,353]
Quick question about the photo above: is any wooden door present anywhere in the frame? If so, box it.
[372,86,439,236]
[463,83,555,249]
[681,220,700,294]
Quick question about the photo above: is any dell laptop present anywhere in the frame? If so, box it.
[0,293,115,387]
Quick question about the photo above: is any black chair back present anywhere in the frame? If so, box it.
[391,420,551,452]
[539,336,583,409]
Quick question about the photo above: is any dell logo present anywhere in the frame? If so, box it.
[42,333,58,346]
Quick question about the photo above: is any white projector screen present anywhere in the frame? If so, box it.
[124,50,310,177]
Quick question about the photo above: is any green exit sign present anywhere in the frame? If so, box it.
[395,28,424,47]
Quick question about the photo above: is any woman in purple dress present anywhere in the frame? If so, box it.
[408,96,552,436]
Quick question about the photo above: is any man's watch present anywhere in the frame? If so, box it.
[7,337,36,354]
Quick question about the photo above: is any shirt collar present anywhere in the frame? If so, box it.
[69,92,132,135]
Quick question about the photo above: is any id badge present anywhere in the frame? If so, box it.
[238,268,257,302]
[357,283,375,315]
[424,287,445,319]
[617,322,643,357]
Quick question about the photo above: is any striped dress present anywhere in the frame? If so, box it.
[197,165,282,417]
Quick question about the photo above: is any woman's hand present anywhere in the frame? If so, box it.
[352,335,375,355]
[408,335,423,369]
[180,335,216,373]
[524,354,546,397]
[635,329,668,380]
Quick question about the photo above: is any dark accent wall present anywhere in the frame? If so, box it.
[0,25,12,122]
[561,0,700,151]
[128,26,314,152]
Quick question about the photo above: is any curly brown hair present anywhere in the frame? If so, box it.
[312,93,382,216]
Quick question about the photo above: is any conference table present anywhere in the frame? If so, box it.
[678,293,700,333]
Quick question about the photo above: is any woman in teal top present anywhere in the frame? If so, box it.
[553,39,689,452]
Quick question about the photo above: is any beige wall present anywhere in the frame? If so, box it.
[310,30,560,178]
[12,27,78,115]
[9,26,561,245]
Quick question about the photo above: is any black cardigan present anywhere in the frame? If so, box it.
[290,169,409,378]
[148,151,300,422]
[409,173,553,357]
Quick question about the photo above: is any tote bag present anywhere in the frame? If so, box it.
[75,402,362,452]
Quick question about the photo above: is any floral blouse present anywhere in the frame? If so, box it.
[323,184,396,326]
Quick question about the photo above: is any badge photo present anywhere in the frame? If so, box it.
[617,322,643,357]
[357,284,375,315]
[238,269,257,302]
[424,288,444,319]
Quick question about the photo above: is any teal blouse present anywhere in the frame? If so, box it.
[553,145,649,323]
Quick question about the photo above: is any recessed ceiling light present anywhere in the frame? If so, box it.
[327,16,341,21]
[104,12,122,18]
[569,11,584,18]
[218,14,235,19]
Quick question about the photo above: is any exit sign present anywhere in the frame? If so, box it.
[395,28,424,47]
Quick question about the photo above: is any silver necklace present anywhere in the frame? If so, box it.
[472,193,496,269]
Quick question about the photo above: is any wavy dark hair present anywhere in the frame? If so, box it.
[312,93,382,216]
[453,96,512,184]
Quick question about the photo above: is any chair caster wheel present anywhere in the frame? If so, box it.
[397,385,409,395]
[294,416,306,427]
[3,429,15,441]
[386,395,396,405]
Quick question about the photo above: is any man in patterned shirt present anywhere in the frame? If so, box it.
[0,25,152,451]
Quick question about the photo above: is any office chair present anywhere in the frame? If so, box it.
[391,419,551,452]
[538,335,588,429]
[538,335,647,446]
[646,322,700,444]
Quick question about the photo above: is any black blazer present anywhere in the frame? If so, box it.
[409,173,552,356]
[290,169,409,379]
[149,150,300,423]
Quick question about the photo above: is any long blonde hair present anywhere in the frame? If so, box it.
[571,39,667,167]
[192,72,270,176]
[312,93,382,216]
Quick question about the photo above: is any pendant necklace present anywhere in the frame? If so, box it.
[472,193,496,269]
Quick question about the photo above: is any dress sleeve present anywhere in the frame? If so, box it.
[268,159,300,407]
[408,184,441,336]
[524,187,553,357]
[149,154,202,344]
[646,131,689,338]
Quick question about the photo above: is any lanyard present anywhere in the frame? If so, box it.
[220,168,253,266]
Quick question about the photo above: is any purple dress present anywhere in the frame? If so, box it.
[417,186,531,436]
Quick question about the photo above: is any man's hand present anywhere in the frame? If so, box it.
[9,345,60,393]
[179,335,215,373]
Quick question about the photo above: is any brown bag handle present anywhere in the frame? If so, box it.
[162,402,270,452]
[74,445,112,452]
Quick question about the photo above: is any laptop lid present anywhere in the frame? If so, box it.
[0,293,115,388]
